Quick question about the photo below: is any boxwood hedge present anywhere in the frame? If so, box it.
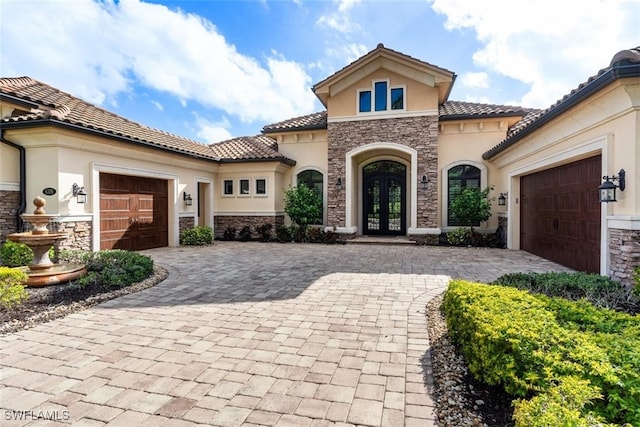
[443,280,640,426]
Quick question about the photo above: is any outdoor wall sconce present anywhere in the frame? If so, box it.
[420,175,428,190]
[599,169,625,203]
[72,183,87,204]
[183,191,193,206]
[498,192,508,206]
[336,177,342,191]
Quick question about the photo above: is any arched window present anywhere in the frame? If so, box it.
[448,164,481,226]
[297,170,323,225]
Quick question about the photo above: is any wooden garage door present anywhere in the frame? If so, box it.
[100,173,168,251]
[521,155,601,273]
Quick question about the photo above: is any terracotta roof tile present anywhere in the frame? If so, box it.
[0,76,220,160]
[262,111,328,133]
[209,135,294,164]
[439,101,533,118]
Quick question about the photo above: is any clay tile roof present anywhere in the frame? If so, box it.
[0,76,220,160]
[209,135,295,165]
[439,100,533,119]
[262,111,328,133]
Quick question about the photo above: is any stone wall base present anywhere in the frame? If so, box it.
[609,227,639,287]
[54,221,93,252]
[0,190,20,242]
[179,216,196,236]
[214,215,285,239]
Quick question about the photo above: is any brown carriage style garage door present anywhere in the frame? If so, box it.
[100,173,168,251]
[520,155,601,273]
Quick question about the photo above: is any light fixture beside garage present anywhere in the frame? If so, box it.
[498,192,508,206]
[183,192,193,206]
[420,175,428,190]
[72,183,87,204]
[599,169,625,203]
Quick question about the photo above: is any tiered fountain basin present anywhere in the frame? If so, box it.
[6,199,86,287]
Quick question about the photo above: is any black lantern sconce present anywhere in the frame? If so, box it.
[183,192,193,206]
[598,169,625,203]
[72,183,87,204]
[498,192,508,206]
[336,177,342,191]
[420,175,428,190]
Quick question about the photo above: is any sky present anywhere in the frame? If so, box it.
[1,0,639,144]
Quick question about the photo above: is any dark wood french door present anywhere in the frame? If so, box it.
[363,161,406,235]
[100,173,168,251]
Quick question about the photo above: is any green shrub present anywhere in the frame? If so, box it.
[223,226,236,241]
[77,250,154,288]
[180,226,213,246]
[238,225,252,242]
[447,227,472,246]
[493,271,639,314]
[443,280,640,425]
[58,249,92,265]
[0,241,34,267]
[0,266,29,309]
[634,266,640,298]
[275,224,291,243]
[255,223,273,242]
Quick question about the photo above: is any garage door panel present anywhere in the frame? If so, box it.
[521,155,601,273]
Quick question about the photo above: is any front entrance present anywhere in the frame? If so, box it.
[363,160,406,235]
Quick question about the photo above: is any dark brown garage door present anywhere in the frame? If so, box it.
[100,173,168,251]
[521,155,601,273]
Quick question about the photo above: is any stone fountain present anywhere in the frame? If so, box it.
[7,196,85,286]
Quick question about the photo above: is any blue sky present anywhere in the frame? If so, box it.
[2,0,639,143]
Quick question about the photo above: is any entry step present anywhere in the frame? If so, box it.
[347,236,416,245]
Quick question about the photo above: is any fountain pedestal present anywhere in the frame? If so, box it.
[7,197,85,287]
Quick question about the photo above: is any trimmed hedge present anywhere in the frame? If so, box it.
[180,226,214,246]
[0,241,34,267]
[443,280,640,426]
[0,267,29,309]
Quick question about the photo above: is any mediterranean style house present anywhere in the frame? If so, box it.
[1,44,638,285]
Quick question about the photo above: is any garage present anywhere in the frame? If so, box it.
[520,155,601,273]
[100,173,168,251]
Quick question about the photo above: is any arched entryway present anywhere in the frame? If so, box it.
[362,160,406,235]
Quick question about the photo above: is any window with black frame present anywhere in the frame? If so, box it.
[448,165,481,226]
[297,170,323,225]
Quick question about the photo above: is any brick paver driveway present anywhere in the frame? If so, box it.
[1,242,569,426]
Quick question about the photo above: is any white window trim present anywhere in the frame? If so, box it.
[222,179,234,197]
[254,178,268,197]
[441,160,488,230]
[356,79,406,116]
[239,178,251,197]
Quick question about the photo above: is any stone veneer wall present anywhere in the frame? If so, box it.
[214,215,285,239]
[609,227,639,287]
[0,190,20,242]
[179,216,196,236]
[327,116,439,230]
[497,214,508,249]
[54,221,93,251]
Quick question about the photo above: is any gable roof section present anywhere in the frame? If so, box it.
[312,43,456,107]
[209,135,295,165]
[262,111,328,133]
[483,47,640,160]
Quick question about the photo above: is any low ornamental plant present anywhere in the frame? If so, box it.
[255,223,273,242]
[0,266,29,309]
[0,240,34,267]
[443,279,640,426]
[77,250,154,288]
[223,226,237,241]
[238,225,252,242]
[180,226,214,246]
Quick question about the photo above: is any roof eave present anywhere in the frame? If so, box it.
[482,63,640,160]
[262,123,328,134]
[0,93,40,110]
[439,111,528,122]
[219,157,296,166]
[1,118,222,162]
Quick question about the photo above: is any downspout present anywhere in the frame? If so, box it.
[0,129,26,232]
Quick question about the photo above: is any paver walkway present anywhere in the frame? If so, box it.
[0,243,569,426]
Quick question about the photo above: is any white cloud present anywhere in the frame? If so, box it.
[192,114,233,144]
[316,0,362,33]
[1,0,317,123]
[460,72,489,89]
[429,0,639,107]
[151,100,164,112]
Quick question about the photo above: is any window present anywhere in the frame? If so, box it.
[297,170,323,225]
[223,179,233,195]
[358,80,404,114]
[240,179,250,195]
[256,179,266,195]
[447,165,481,226]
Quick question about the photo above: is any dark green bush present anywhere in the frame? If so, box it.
[77,250,154,288]
[255,223,273,242]
[0,241,34,267]
[493,271,639,314]
[0,266,29,309]
[275,224,291,242]
[238,225,252,242]
[443,280,640,425]
[223,226,236,241]
[446,227,472,246]
[180,226,214,246]
[58,249,93,265]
